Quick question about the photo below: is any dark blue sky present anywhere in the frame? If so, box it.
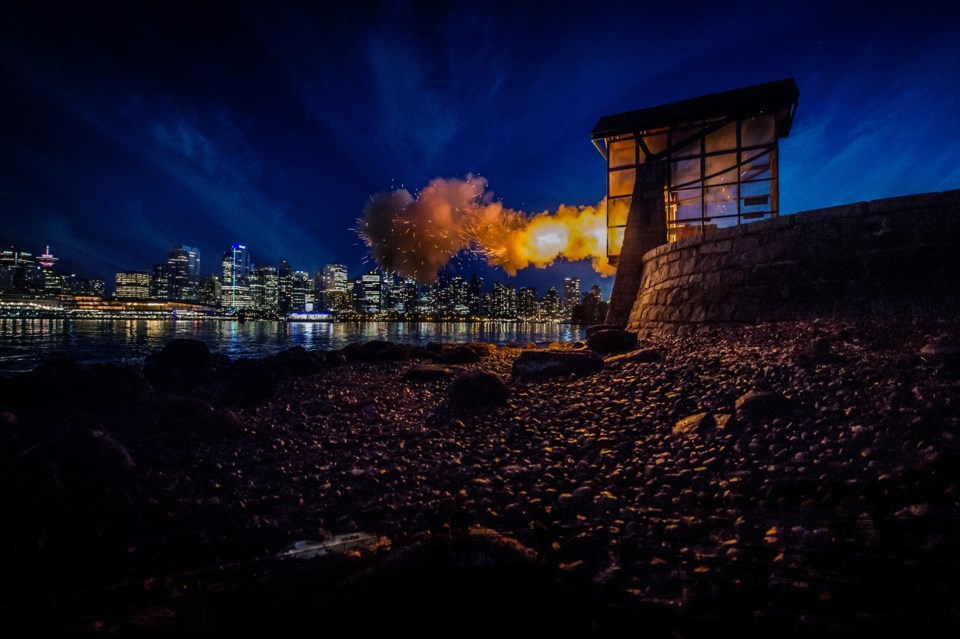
[2,1,958,296]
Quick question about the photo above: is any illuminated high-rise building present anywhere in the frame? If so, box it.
[0,247,41,293]
[542,287,562,319]
[277,258,293,314]
[115,271,151,299]
[319,263,350,311]
[167,245,200,301]
[291,270,310,312]
[150,263,170,299]
[468,275,486,317]
[221,243,252,311]
[488,281,517,319]
[563,277,580,320]
[517,286,539,320]
[251,265,279,314]
[360,269,383,314]
[198,275,221,307]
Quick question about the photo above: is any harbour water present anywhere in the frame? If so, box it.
[0,318,587,374]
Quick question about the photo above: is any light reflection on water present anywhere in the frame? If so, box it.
[0,318,586,374]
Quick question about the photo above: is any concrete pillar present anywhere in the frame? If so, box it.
[605,161,667,326]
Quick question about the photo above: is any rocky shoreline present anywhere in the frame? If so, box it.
[1,312,958,637]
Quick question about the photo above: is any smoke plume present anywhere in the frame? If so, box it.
[358,175,616,284]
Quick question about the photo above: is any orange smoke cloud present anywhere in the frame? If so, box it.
[358,176,616,284]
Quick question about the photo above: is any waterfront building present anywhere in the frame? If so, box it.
[149,263,170,299]
[395,277,419,315]
[251,265,279,314]
[291,270,310,312]
[42,271,68,295]
[563,277,580,320]
[517,286,538,320]
[542,287,562,319]
[451,276,469,316]
[221,244,252,311]
[166,245,200,301]
[468,275,485,317]
[115,271,151,299]
[319,263,350,312]
[277,258,293,314]
[488,281,517,319]
[0,247,42,293]
[198,275,221,307]
[70,277,105,298]
[360,269,383,314]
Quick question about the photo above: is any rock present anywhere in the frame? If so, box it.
[605,348,664,364]
[448,371,509,411]
[220,358,278,406]
[795,337,839,366]
[920,334,960,360]
[406,365,457,382]
[89,365,155,403]
[409,346,440,361]
[585,324,624,338]
[735,390,793,421]
[339,343,364,361]
[356,340,407,361]
[466,342,495,357]
[273,346,325,376]
[673,412,716,437]
[146,339,212,370]
[162,396,220,434]
[587,329,638,354]
[21,428,135,496]
[571,486,592,502]
[438,346,481,365]
[512,351,604,378]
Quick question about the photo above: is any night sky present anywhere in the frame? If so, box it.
[2,1,958,296]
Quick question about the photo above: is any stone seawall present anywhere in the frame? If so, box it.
[626,189,960,335]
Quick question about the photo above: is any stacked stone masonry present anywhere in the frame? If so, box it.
[626,190,960,335]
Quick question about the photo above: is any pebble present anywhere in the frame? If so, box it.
[3,313,958,626]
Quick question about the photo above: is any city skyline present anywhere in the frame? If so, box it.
[0,238,604,322]
[0,238,612,304]
[2,3,958,298]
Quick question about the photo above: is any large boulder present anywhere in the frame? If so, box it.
[584,324,624,338]
[271,346,325,376]
[735,390,793,422]
[219,357,278,406]
[586,329,638,354]
[438,346,481,365]
[20,428,135,498]
[349,340,411,362]
[512,351,603,378]
[448,371,509,410]
[146,339,212,370]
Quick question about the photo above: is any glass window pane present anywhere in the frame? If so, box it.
[671,126,702,157]
[705,152,737,184]
[671,158,701,187]
[706,185,738,219]
[608,168,635,197]
[608,138,635,168]
[607,197,631,227]
[740,149,772,181]
[641,133,667,158]
[741,180,771,216]
[608,226,625,256]
[741,115,775,147]
[705,122,736,153]
[672,188,702,221]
